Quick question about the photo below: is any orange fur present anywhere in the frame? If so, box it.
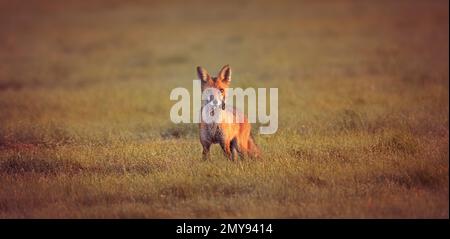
[197,65,260,161]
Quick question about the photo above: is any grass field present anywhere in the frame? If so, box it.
[0,0,448,218]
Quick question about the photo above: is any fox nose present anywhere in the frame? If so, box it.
[213,99,218,105]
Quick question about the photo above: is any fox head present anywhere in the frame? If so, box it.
[197,65,231,111]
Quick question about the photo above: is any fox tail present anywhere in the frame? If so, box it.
[248,135,260,158]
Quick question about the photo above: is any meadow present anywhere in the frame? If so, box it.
[0,0,448,218]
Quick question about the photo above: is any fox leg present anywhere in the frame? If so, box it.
[202,142,211,160]
[237,136,249,159]
[219,140,233,161]
[230,138,239,161]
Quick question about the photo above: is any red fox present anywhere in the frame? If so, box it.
[197,65,260,161]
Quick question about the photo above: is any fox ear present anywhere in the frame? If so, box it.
[218,65,231,83]
[197,66,210,82]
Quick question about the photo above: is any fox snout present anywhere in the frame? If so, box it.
[204,90,225,110]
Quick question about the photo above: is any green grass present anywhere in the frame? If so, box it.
[0,0,448,218]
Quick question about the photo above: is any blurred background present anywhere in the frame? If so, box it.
[0,0,448,142]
